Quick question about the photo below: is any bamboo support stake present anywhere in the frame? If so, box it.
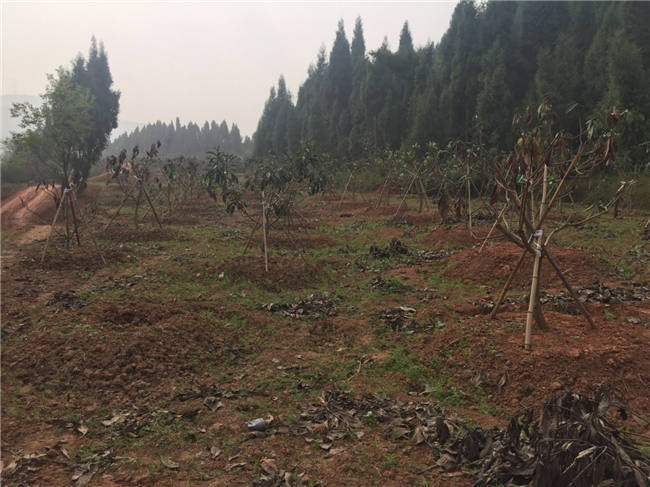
[534,257,548,330]
[64,193,71,250]
[489,247,527,320]
[70,191,107,265]
[394,174,416,217]
[525,164,548,350]
[104,194,129,232]
[542,244,597,330]
[479,204,508,253]
[417,177,431,211]
[466,162,473,234]
[375,176,389,208]
[241,217,263,256]
[261,191,269,273]
[41,189,68,264]
[134,187,143,229]
[338,172,353,210]
[142,184,163,229]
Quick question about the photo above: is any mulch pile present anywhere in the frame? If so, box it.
[379,306,419,332]
[369,238,450,262]
[264,292,338,320]
[369,276,413,294]
[294,386,650,486]
[542,281,650,305]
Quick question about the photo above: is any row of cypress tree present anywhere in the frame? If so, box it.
[253,1,649,170]
[106,118,252,159]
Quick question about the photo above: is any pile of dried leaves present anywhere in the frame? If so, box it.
[263,292,338,320]
[379,306,418,331]
[46,290,85,310]
[0,441,116,487]
[369,239,410,259]
[369,239,450,262]
[291,387,650,487]
[542,281,649,313]
[369,276,413,294]
[252,459,319,487]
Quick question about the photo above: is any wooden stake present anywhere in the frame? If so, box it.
[104,194,130,232]
[134,186,143,229]
[417,176,431,211]
[542,244,597,330]
[70,191,107,265]
[338,172,353,210]
[261,191,269,273]
[64,193,71,250]
[241,217,263,256]
[141,183,163,229]
[394,174,416,217]
[41,189,68,264]
[479,204,507,253]
[375,176,389,209]
[534,257,548,330]
[490,246,527,320]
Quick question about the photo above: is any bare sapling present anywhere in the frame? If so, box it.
[487,103,634,349]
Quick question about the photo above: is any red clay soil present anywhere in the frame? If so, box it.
[218,255,335,291]
[423,305,650,417]
[444,241,610,287]
[422,225,499,249]
[1,186,58,229]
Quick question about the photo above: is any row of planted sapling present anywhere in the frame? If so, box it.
[485,103,634,349]
[349,141,493,234]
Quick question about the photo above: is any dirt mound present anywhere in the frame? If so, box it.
[219,256,330,291]
[424,307,650,415]
[1,186,58,229]
[339,200,369,211]
[444,242,608,287]
[422,225,496,249]
[20,240,130,271]
[1,304,252,407]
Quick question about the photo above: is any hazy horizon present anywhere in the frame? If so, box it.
[1,1,457,137]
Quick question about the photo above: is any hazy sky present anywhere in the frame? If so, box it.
[2,1,457,136]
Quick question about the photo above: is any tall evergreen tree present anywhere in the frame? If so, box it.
[70,37,120,186]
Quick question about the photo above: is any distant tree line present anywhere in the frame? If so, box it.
[106,118,253,159]
[253,1,649,170]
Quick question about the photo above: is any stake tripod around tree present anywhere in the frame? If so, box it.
[487,104,632,349]
[40,182,104,265]
[105,142,164,232]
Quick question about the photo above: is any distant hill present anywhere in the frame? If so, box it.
[1,94,139,143]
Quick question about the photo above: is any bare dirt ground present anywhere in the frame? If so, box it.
[1,181,649,486]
